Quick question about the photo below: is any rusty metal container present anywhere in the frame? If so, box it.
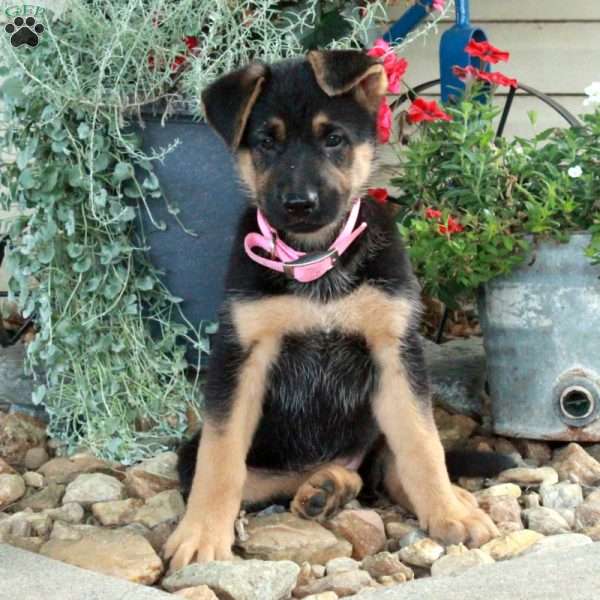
[478,233,600,441]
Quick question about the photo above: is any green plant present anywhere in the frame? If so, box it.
[0,0,447,461]
[390,77,600,307]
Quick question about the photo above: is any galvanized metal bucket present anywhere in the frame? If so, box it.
[478,233,600,441]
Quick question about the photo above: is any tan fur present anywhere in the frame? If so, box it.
[164,336,280,569]
[243,469,306,503]
[350,143,375,196]
[269,117,286,142]
[237,150,257,196]
[312,111,330,136]
[231,71,265,149]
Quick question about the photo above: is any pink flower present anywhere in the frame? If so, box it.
[367,38,390,60]
[376,99,392,144]
[368,39,409,94]
[368,188,389,204]
[431,0,445,11]
[407,98,452,124]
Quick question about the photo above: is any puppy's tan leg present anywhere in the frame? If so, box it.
[164,338,279,570]
[291,464,363,521]
[373,343,498,548]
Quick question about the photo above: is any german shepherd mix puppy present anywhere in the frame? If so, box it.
[165,50,513,569]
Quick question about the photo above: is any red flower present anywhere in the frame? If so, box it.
[453,65,518,89]
[407,98,452,124]
[368,188,389,204]
[439,217,464,235]
[368,39,408,94]
[425,207,442,220]
[377,99,392,144]
[367,38,390,60]
[465,40,510,64]
[184,35,199,51]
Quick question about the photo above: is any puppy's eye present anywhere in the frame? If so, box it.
[325,133,343,148]
[259,136,275,151]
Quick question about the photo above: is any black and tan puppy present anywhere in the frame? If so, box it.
[165,50,512,569]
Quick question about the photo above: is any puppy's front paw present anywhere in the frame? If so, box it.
[164,517,234,572]
[426,490,498,548]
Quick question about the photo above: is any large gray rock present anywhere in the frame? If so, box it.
[0,344,34,408]
[163,559,300,600]
[62,473,124,507]
[0,474,25,509]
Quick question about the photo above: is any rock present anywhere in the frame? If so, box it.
[302,594,339,600]
[91,498,143,526]
[431,549,494,577]
[523,492,541,509]
[124,451,179,499]
[49,521,94,541]
[238,513,352,564]
[552,443,600,485]
[163,559,300,600]
[497,467,558,487]
[398,538,445,568]
[62,473,124,507]
[174,586,219,600]
[132,489,185,528]
[143,519,176,553]
[312,565,326,578]
[324,509,386,560]
[295,562,314,588]
[22,472,43,489]
[481,530,543,560]
[540,482,583,511]
[478,495,522,529]
[0,413,47,465]
[514,440,552,466]
[361,552,414,580]
[574,500,600,530]
[457,477,484,492]
[325,557,360,575]
[385,521,418,540]
[13,482,65,511]
[38,455,121,484]
[293,569,373,598]
[0,473,26,508]
[0,457,16,474]
[520,533,593,557]
[523,507,570,535]
[44,503,85,524]
[24,447,49,470]
[582,522,600,541]
[1,534,45,553]
[0,510,51,537]
[475,484,521,500]
[397,528,428,549]
[433,408,478,450]
[40,526,163,585]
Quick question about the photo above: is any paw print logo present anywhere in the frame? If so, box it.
[4,16,45,48]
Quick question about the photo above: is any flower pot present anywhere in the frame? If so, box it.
[478,233,600,442]
[136,106,246,363]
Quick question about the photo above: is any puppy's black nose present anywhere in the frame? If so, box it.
[282,191,318,217]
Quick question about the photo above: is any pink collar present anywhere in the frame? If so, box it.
[244,200,367,283]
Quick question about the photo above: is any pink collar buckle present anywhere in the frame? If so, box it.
[244,200,367,283]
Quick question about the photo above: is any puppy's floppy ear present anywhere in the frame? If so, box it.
[307,50,387,111]
[201,62,267,149]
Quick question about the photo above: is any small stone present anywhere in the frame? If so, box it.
[514,440,552,466]
[523,507,570,535]
[293,569,373,598]
[163,559,300,600]
[457,477,484,492]
[385,521,417,540]
[0,458,16,474]
[1,534,45,553]
[521,533,592,557]
[540,482,583,511]
[552,443,600,485]
[44,503,85,524]
[431,549,494,577]
[144,520,176,554]
[13,482,65,511]
[493,438,521,458]
[174,586,219,600]
[296,562,314,588]
[0,413,47,466]
[397,528,427,548]
[497,467,558,487]
[124,451,179,499]
[38,455,121,485]
[523,492,541,509]
[0,473,26,508]
[41,526,163,585]
[91,498,143,526]
[478,495,522,529]
[23,471,44,488]
[481,530,543,560]
[24,447,49,470]
[361,552,414,580]
[238,513,352,564]
[312,565,326,578]
[434,408,478,450]
[398,538,445,568]
[63,473,124,507]
[325,557,360,575]
[50,521,85,541]
[324,509,386,560]
[132,489,185,528]
[475,484,521,500]
[574,500,600,530]
[582,522,600,541]
[302,593,338,600]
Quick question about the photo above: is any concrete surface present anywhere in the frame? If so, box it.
[350,542,600,600]
[0,544,173,600]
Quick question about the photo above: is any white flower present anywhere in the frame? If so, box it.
[568,165,583,178]
[583,81,600,106]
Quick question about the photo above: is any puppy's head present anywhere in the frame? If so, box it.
[202,51,387,244]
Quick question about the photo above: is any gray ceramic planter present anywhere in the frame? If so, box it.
[478,233,600,441]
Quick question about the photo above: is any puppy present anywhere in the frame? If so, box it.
[165,50,511,569]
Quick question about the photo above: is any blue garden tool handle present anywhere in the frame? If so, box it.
[383,0,435,44]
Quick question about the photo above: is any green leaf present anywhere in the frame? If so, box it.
[0,77,25,101]
[113,162,133,182]
[18,169,36,190]
[73,256,92,273]
[135,275,154,291]
[77,122,91,139]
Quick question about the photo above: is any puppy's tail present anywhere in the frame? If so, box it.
[445,449,517,480]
